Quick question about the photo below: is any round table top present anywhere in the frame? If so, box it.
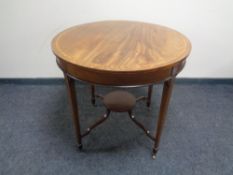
[52,21,191,86]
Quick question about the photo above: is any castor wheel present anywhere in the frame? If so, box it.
[152,148,158,159]
[152,155,156,159]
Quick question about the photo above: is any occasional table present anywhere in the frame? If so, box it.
[52,21,191,158]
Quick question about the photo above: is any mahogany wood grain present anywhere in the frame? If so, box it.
[64,73,82,149]
[52,21,192,158]
[52,21,191,86]
[152,78,174,158]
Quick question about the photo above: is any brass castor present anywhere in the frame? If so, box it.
[152,148,158,159]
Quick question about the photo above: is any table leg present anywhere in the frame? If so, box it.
[91,85,95,105]
[64,73,82,150]
[147,85,153,107]
[152,78,174,159]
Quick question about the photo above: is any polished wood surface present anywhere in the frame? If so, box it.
[52,20,191,71]
[152,78,174,159]
[52,21,191,158]
[64,73,82,149]
[52,21,191,85]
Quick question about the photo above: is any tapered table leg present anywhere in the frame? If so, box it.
[91,85,95,105]
[147,85,153,107]
[64,73,82,150]
[152,78,174,159]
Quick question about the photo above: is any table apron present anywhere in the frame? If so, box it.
[57,57,186,86]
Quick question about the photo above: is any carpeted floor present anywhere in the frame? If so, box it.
[0,81,233,175]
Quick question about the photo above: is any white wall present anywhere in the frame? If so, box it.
[0,0,233,78]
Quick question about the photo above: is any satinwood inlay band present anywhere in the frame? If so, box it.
[52,21,191,86]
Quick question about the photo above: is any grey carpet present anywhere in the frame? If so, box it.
[0,82,232,175]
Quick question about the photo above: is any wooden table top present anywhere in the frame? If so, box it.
[52,21,191,85]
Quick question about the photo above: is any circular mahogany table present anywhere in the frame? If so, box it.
[52,21,191,158]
